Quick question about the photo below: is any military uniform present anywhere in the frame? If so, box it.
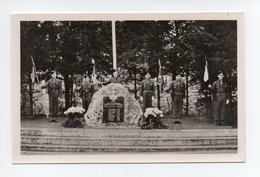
[42,78,62,121]
[166,80,185,123]
[80,80,94,113]
[110,77,122,84]
[140,79,155,113]
[211,80,229,125]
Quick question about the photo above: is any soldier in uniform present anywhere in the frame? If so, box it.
[140,73,155,113]
[110,70,122,83]
[210,71,230,126]
[79,76,94,113]
[42,71,62,122]
[165,73,185,124]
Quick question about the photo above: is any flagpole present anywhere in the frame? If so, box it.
[112,20,117,70]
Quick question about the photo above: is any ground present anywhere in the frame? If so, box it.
[21,115,234,130]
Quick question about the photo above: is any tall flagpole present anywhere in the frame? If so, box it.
[112,20,117,70]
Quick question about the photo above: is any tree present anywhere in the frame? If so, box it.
[21,20,237,121]
[116,20,237,118]
[21,21,113,114]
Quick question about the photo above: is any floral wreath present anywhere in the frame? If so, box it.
[64,106,85,117]
[144,107,163,118]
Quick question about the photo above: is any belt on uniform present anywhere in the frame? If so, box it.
[216,93,226,95]
[174,93,184,95]
[143,90,153,92]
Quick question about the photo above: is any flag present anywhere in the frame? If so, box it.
[91,58,95,65]
[203,60,209,82]
[31,56,39,83]
[158,59,162,75]
[158,59,163,85]
[91,58,96,82]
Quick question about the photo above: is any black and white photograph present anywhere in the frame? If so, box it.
[12,13,245,163]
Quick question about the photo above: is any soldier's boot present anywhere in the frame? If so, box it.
[173,118,181,124]
[49,116,57,122]
[215,120,223,126]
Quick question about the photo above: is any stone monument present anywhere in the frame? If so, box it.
[84,83,142,127]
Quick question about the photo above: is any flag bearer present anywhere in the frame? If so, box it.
[41,71,62,122]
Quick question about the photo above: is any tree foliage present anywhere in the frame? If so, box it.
[21,21,113,76]
[21,20,237,116]
[116,20,237,86]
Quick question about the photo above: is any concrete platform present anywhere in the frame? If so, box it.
[20,116,237,154]
[21,127,237,154]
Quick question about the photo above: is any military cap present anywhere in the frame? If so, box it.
[217,71,224,76]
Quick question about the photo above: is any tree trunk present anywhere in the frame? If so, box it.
[28,72,33,116]
[171,21,180,80]
[64,74,70,109]
[134,68,137,99]
[228,84,236,127]
[185,63,189,116]
[70,74,73,106]
[157,77,161,109]
[171,53,177,80]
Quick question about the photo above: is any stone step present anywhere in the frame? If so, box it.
[21,143,238,153]
[21,136,237,146]
[21,128,237,138]
[21,149,238,155]
[21,128,237,153]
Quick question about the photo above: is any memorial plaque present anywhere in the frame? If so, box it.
[103,96,124,123]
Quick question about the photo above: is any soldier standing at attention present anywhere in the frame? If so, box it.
[165,73,185,124]
[80,76,94,113]
[140,73,155,114]
[42,71,62,122]
[210,71,230,126]
[110,70,122,83]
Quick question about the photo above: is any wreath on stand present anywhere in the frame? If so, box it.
[140,107,168,129]
[62,107,85,128]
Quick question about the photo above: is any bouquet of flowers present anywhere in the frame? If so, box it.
[144,107,163,118]
[64,107,85,118]
[63,106,85,128]
[141,107,167,129]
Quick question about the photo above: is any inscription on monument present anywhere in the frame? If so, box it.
[103,96,124,123]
